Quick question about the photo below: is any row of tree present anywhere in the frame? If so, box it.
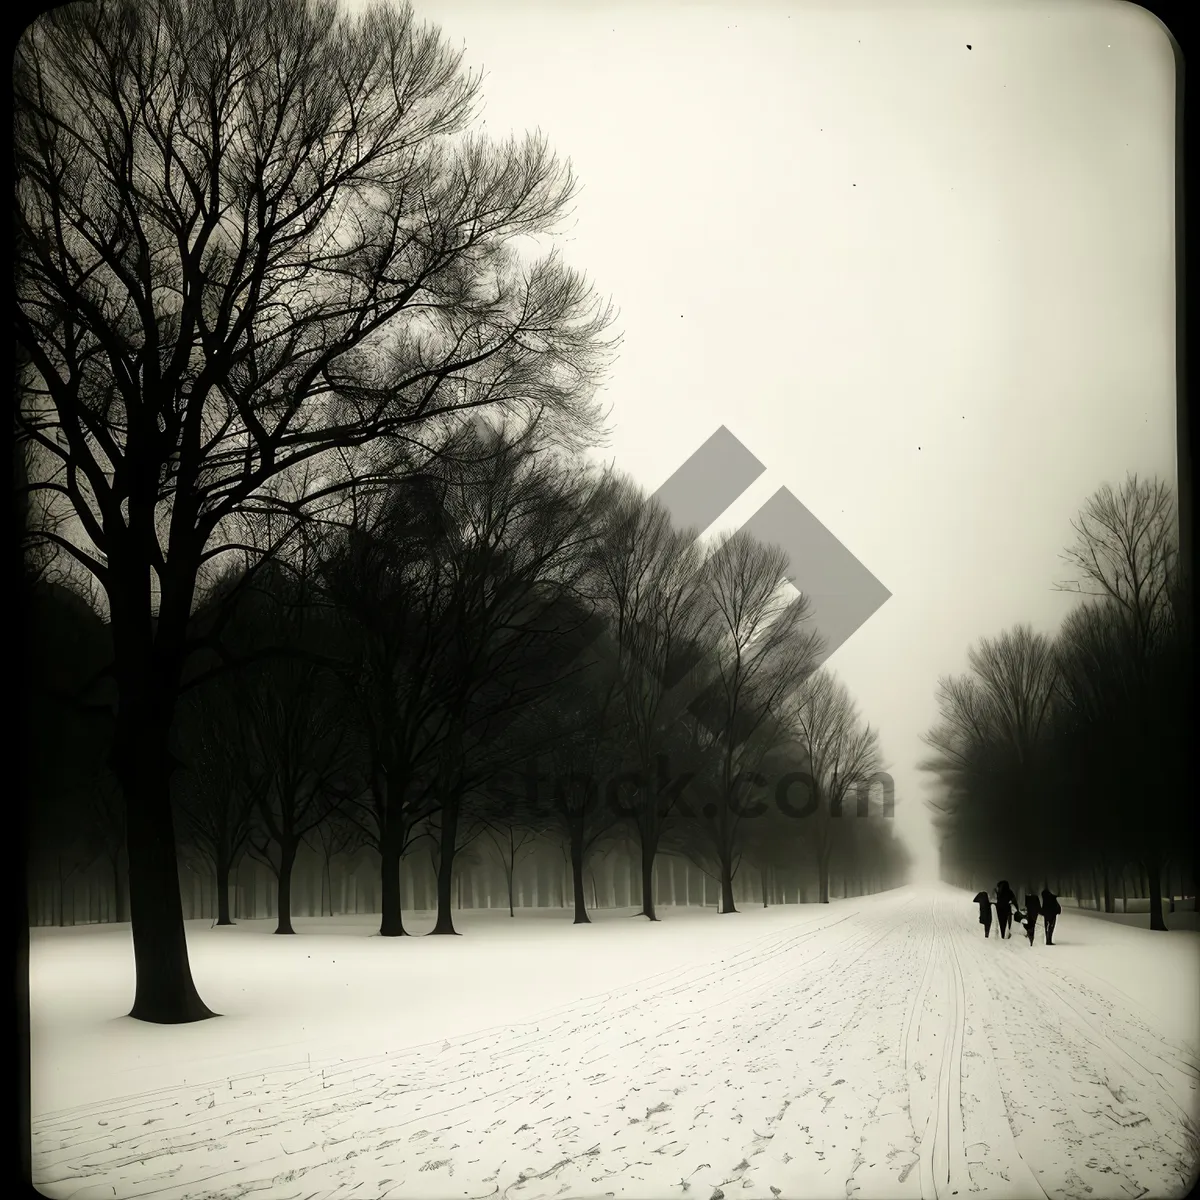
[26,431,909,939]
[15,0,904,1024]
[923,475,1193,931]
[29,814,904,931]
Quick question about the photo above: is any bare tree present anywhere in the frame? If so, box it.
[921,626,1059,891]
[306,808,364,919]
[241,596,351,935]
[685,532,820,913]
[173,680,263,925]
[927,478,1193,909]
[588,479,716,920]
[421,439,606,934]
[516,640,627,924]
[480,798,540,919]
[788,670,881,903]
[1052,475,1188,926]
[318,467,456,937]
[15,0,613,1021]
[1057,475,1178,655]
[1053,599,1187,931]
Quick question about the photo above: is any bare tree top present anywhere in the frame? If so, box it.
[1056,474,1177,650]
[15,0,616,615]
[788,668,881,803]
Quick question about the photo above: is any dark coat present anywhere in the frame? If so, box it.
[1041,890,1061,918]
[973,891,992,923]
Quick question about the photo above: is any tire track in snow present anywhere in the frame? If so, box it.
[30,890,1198,1200]
[933,902,968,1199]
[948,890,1196,1200]
[913,899,967,1200]
[901,896,937,1076]
[995,942,1198,1121]
[946,897,1051,1200]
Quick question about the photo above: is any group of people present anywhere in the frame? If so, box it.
[973,881,1061,945]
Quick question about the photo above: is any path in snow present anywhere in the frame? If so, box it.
[31,889,1199,1200]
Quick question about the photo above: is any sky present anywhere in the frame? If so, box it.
[346,0,1178,878]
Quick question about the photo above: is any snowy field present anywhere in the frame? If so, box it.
[29,886,1200,1199]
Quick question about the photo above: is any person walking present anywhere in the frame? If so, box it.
[973,891,993,938]
[1023,892,1041,945]
[1041,888,1061,945]
[995,881,1018,939]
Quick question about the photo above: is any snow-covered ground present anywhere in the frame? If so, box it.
[28,886,1200,1199]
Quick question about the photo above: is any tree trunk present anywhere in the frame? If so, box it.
[114,689,217,1022]
[274,844,297,934]
[570,832,590,924]
[638,834,658,921]
[431,800,461,934]
[379,835,408,936]
[1147,861,1168,930]
[760,866,769,908]
[506,864,516,917]
[215,855,234,926]
[818,850,831,903]
[1120,869,1128,913]
[720,854,737,914]
[1102,862,1114,913]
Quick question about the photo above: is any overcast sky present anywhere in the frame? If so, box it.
[360,0,1178,877]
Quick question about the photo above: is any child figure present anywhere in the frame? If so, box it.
[1023,892,1041,945]
[973,891,993,938]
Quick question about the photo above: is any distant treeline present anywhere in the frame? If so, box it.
[28,832,904,930]
[25,433,909,936]
[924,475,1193,930]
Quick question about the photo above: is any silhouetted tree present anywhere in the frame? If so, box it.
[418,438,607,933]
[15,0,613,1020]
[788,670,881,903]
[479,792,540,919]
[517,637,627,924]
[588,480,715,920]
[174,677,260,925]
[317,465,457,937]
[306,809,365,919]
[224,562,350,933]
[1054,599,1186,930]
[683,531,819,913]
[1057,474,1177,657]
[928,476,1191,923]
